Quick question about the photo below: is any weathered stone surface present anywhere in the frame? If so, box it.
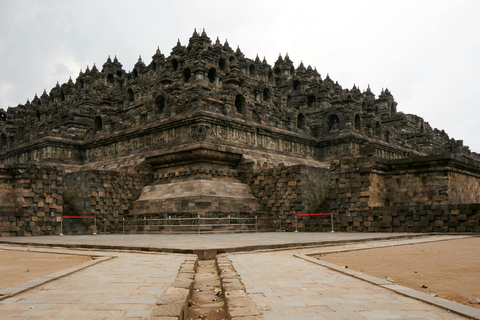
[0,30,479,236]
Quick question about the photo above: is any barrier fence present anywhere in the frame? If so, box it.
[59,213,333,235]
[122,215,258,235]
[295,213,334,233]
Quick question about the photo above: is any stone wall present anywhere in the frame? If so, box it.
[330,154,480,232]
[0,166,16,218]
[345,205,480,233]
[238,161,331,231]
[383,155,480,205]
[62,168,152,234]
[0,164,64,237]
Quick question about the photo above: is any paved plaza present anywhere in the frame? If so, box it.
[227,241,471,320]
[0,232,425,253]
[0,233,479,319]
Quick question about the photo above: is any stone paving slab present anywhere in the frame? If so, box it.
[0,232,424,253]
[226,236,475,320]
[294,235,480,319]
[0,246,192,319]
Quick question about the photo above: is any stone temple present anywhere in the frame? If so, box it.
[1,29,479,236]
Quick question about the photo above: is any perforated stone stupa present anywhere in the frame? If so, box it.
[1,29,479,236]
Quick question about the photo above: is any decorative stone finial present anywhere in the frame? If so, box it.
[224,39,231,50]
[285,52,291,63]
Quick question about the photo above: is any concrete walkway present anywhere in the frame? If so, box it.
[0,233,478,319]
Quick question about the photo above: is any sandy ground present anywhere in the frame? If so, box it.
[315,237,480,309]
[0,249,91,290]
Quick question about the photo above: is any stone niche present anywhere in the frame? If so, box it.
[133,142,261,217]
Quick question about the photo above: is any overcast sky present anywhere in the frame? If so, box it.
[1,0,479,152]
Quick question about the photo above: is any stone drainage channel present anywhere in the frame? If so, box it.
[148,250,264,320]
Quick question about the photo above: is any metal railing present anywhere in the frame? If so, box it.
[121,215,258,235]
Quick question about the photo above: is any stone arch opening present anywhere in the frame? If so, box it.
[235,94,246,115]
[297,113,305,130]
[155,95,166,113]
[127,88,134,102]
[274,67,281,75]
[78,79,85,89]
[263,88,271,101]
[355,114,361,131]
[249,64,256,76]
[293,80,300,90]
[308,95,316,107]
[386,131,390,143]
[0,133,7,150]
[107,73,114,84]
[133,69,138,79]
[183,68,191,83]
[268,69,273,81]
[59,91,65,102]
[116,70,123,78]
[36,110,41,122]
[254,91,260,102]
[229,56,235,63]
[287,95,292,108]
[328,114,340,132]
[171,59,179,71]
[362,101,366,112]
[151,62,157,72]
[219,58,226,70]
[375,121,381,138]
[208,67,216,83]
[17,127,24,141]
[94,116,102,133]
